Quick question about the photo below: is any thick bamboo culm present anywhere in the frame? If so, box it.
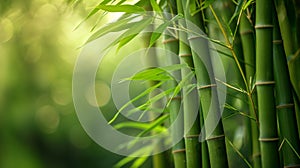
[176,0,201,167]
[180,0,228,168]
[273,11,300,167]
[163,1,186,167]
[255,1,280,167]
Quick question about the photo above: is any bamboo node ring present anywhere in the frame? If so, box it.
[255,81,275,86]
[258,137,279,142]
[184,134,200,139]
[197,84,217,90]
[179,53,192,57]
[273,40,283,44]
[252,153,261,158]
[172,149,186,154]
[206,134,225,141]
[240,30,253,35]
[284,164,300,168]
[162,38,179,44]
[254,24,273,29]
[276,103,294,109]
[167,96,182,101]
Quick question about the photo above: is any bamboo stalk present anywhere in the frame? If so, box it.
[273,13,300,167]
[274,0,300,132]
[142,5,169,168]
[162,3,186,167]
[240,13,261,168]
[176,1,201,167]
[181,0,229,167]
[255,1,280,167]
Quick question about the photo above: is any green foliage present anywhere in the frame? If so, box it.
[79,0,300,167]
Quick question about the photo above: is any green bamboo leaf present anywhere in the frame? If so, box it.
[117,17,152,50]
[95,4,146,13]
[150,0,163,13]
[114,122,166,132]
[108,82,164,124]
[85,15,138,44]
[74,0,115,30]
[137,114,169,137]
[125,67,172,81]
[130,156,148,168]
[167,71,194,106]
[126,87,176,119]
[149,14,183,47]
[242,0,254,10]
[125,63,186,82]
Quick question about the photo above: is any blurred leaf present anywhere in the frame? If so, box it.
[114,146,152,168]
[126,68,172,81]
[85,15,139,44]
[243,0,254,10]
[137,114,169,137]
[130,156,148,168]
[149,14,183,47]
[117,17,152,50]
[95,4,145,13]
[126,87,176,119]
[108,82,164,124]
[150,0,163,14]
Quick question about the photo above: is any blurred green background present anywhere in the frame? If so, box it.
[0,0,130,167]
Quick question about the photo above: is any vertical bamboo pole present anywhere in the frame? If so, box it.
[255,1,280,167]
[273,13,300,167]
[240,13,261,168]
[181,0,228,167]
[176,0,201,167]
[163,1,186,167]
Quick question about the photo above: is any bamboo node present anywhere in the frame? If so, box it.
[254,24,273,29]
[252,152,261,158]
[206,134,225,141]
[172,149,186,154]
[276,103,294,109]
[184,134,200,139]
[273,40,283,44]
[240,30,253,35]
[162,38,179,44]
[167,96,181,101]
[255,81,275,86]
[179,53,192,57]
[284,164,300,168]
[258,137,279,142]
[197,84,217,90]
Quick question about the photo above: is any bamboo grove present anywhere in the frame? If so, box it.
[83,0,300,167]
